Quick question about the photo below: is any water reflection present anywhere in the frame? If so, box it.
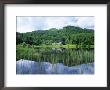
[17,47,94,67]
[16,60,94,74]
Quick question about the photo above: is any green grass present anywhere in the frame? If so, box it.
[31,44,93,49]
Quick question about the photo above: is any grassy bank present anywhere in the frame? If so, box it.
[20,44,94,49]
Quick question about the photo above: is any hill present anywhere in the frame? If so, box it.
[16,25,94,48]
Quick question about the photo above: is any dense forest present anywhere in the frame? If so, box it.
[17,25,94,49]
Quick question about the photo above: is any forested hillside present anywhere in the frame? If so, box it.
[17,25,94,48]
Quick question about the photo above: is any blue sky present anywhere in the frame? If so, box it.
[17,16,94,33]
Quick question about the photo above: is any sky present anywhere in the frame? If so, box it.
[17,16,94,33]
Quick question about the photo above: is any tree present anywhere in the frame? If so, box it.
[16,25,94,48]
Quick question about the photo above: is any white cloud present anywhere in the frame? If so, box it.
[17,25,34,33]
[45,17,73,29]
[17,17,35,33]
[17,16,94,33]
[76,17,94,29]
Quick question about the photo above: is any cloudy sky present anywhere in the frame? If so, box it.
[17,16,94,33]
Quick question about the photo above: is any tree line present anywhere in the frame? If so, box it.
[16,25,94,48]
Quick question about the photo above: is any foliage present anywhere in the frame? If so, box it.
[16,25,94,49]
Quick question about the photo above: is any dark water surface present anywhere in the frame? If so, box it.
[17,48,94,66]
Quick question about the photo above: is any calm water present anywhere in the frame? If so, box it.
[17,47,94,66]
[16,47,94,74]
[16,60,94,74]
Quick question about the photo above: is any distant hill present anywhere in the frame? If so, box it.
[16,25,94,46]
